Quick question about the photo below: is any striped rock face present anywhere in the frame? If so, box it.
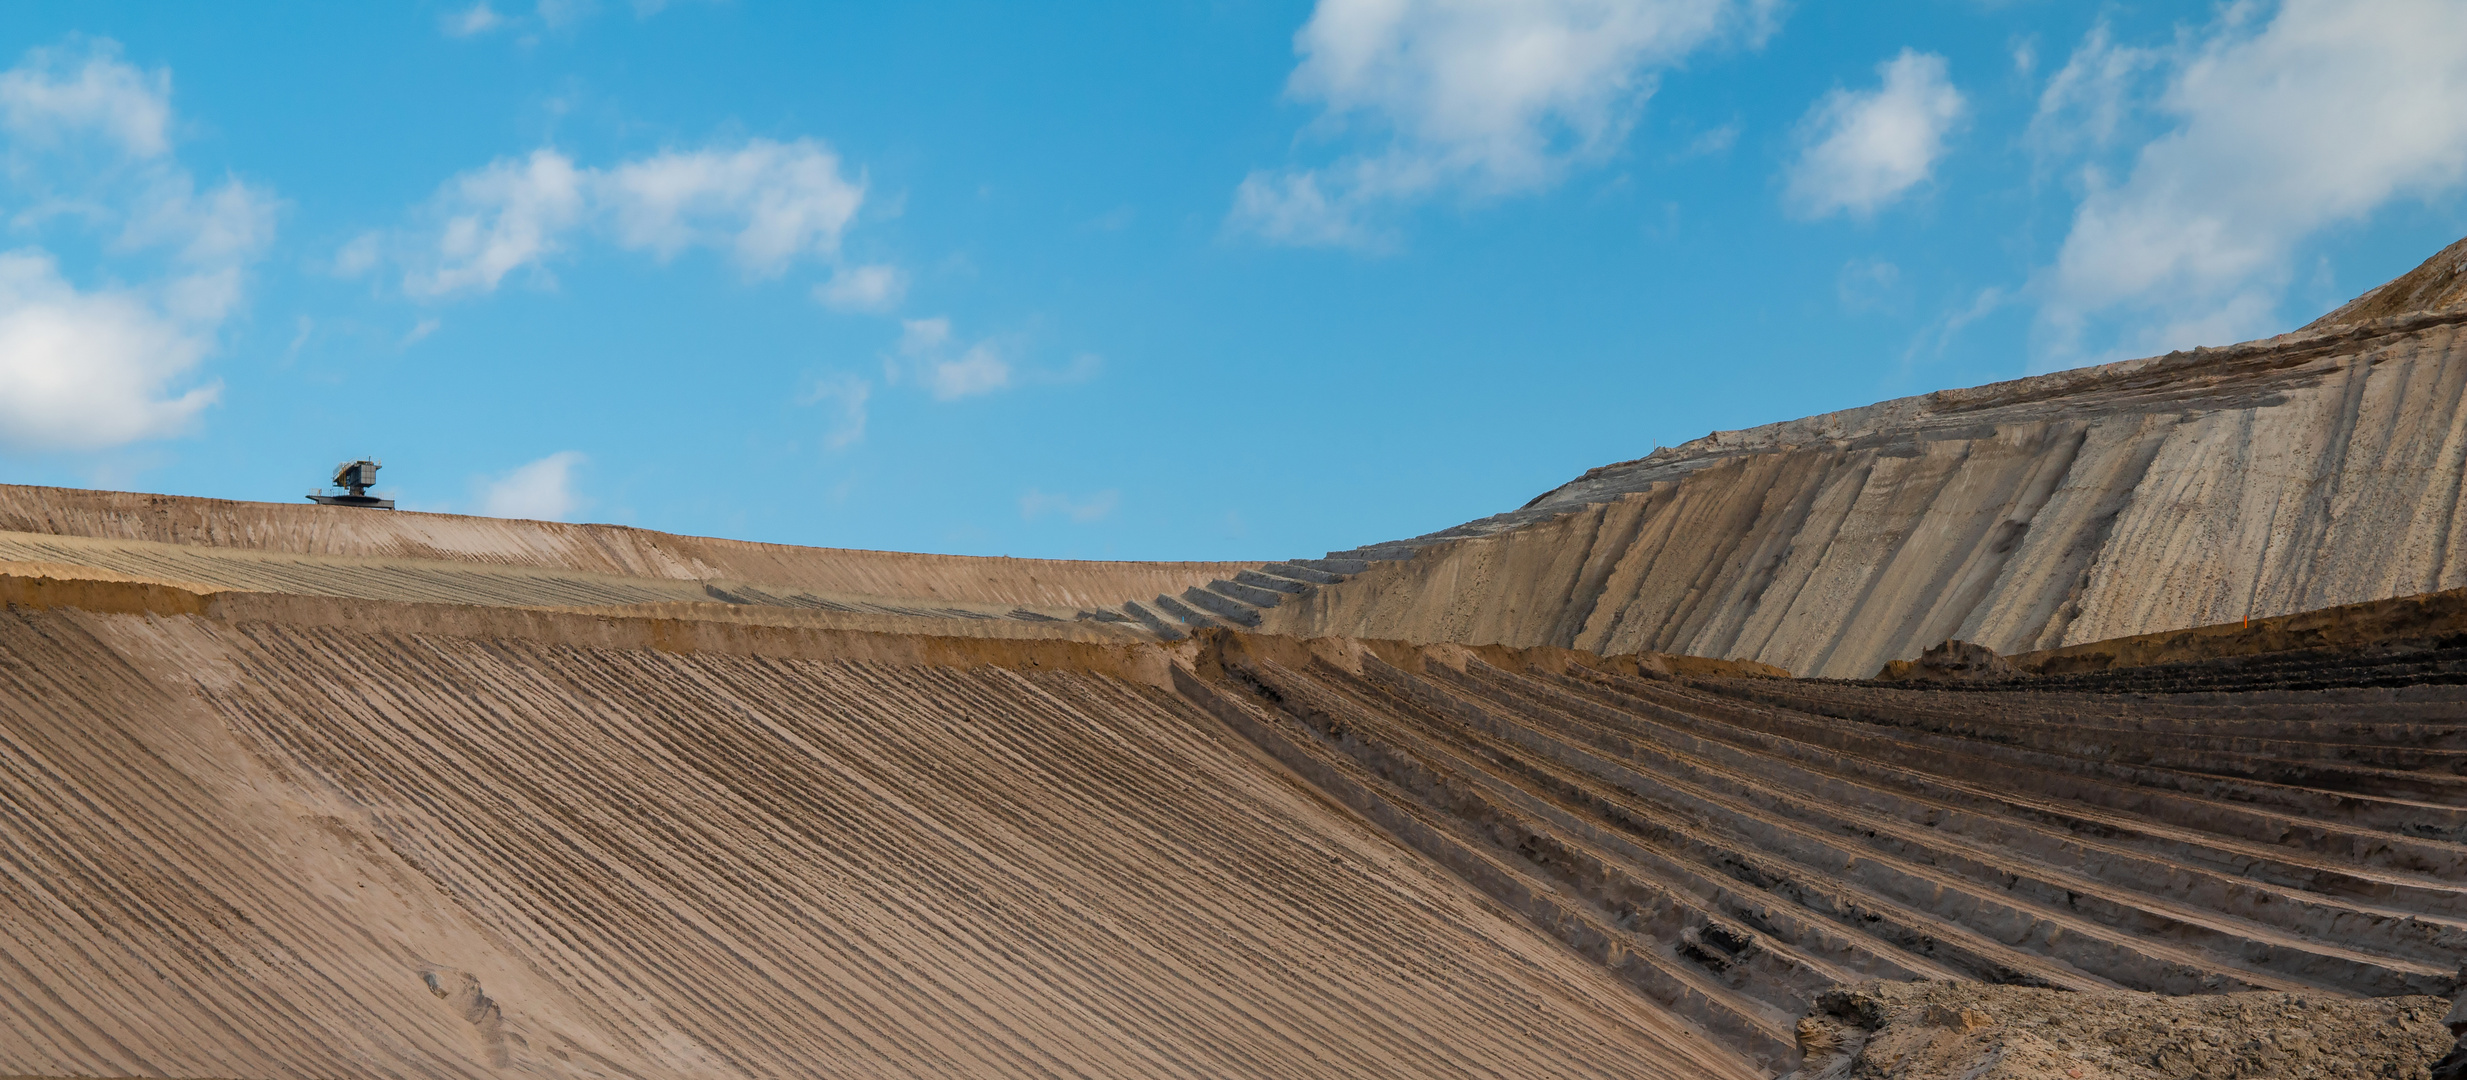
[1256,237,2467,679]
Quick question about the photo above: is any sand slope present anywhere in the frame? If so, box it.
[0,603,1752,1080]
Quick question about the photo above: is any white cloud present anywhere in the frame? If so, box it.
[0,250,219,451]
[1784,49,1966,219]
[885,315,1012,401]
[401,317,441,347]
[814,262,906,312]
[600,138,863,276]
[405,148,588,296]
[0,39,268,453]
[1020,488,1120,524]
[1231,168,1386,249]
[799,374,870,449]
[443,3,507,37]
[0,39,171,158]
[2025,22,2159,163]
[120,170,279,265]
[926,343,1010,400]
[1231,0,1774,247]
[2035,0,2467,365]
[479,451,586,520]
[388,138,866,297]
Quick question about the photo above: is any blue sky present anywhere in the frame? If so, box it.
[4,1,2465,561]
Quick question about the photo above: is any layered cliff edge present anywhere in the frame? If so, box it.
[1258,234,2467,678]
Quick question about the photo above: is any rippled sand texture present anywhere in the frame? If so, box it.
[0,607,1756,1080]
[1264,244,2467,677]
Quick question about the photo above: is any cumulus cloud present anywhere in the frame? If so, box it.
[0,40,171,158]
[2025,22,2160,163]
[0,251,219,451]
[120,169,280,264]
[925,344,1009,400]
[882,315,1013,401]
[1231,0,1774,248]
[2034,0,2467,365]
[1020,488,1119,524]
[403,148,588,296]
[479,451,587,520]
[1232,169,1384,249]
[0,39,270,453]
[813,262,906,312]
[601,140,862,275]
[380,138,866,298]
[1784,49,1965,219]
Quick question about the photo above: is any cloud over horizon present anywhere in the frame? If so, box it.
[2031,0,2467,367]
[478,450,587,520]
[351,137,872,300]
[0,38,272,453]
[1231,0,1777,249]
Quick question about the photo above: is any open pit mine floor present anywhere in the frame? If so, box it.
[0,485,2459,1080]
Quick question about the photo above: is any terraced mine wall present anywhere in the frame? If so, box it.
[1258,256,2467,678]
[3,564,2459,1079]
[1180,631,2467,1075]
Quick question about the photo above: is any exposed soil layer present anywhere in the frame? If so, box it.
[2009,585,2467,677]
[1259,240,2467,677]
[1,540,2460,1078]
[1175,631,2467,1075]
[0,604,1751,1080]
[1787,981,2454,1080]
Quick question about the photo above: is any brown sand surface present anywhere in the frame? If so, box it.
[0,603,1754,1080]
[0,485,1249,612]
[0,530,1157,625]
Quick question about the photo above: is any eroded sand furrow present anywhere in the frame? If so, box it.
[0,630,505,1080]
[0,606,1755,1079]
[1253,658,2187,995]
[208,636,1016,1076]
[761,660,1545,1080]
[1672,678,2467,835]
[292,642,1028,1078]
[1173,631,2467,1073]
[1433,664,2455,995]
[0,648,367,1077]
[1486,668,2467,967]
[1569,672,2467,906]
